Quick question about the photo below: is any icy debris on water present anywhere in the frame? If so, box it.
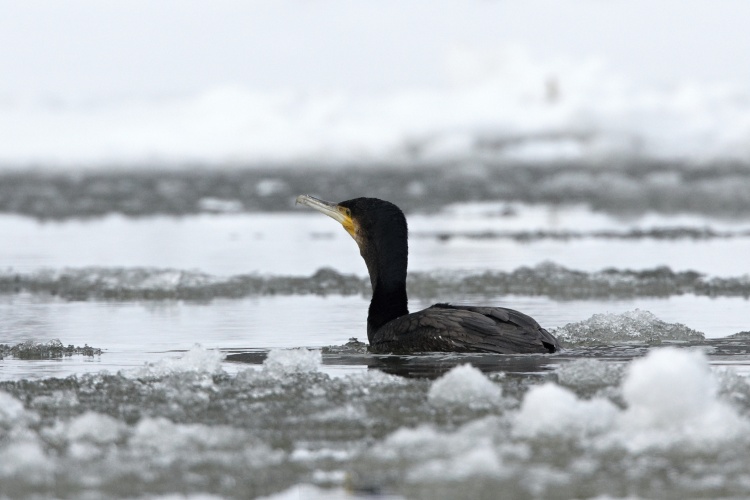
[0,339,102,359]
[358,348,750,499]
[1,347,750,498]
[416,226,750,242]
[321,337,369,355]
[5,164,750,219]
[553,309,705,346]
[3,263,750,301]
[0,266,368,301]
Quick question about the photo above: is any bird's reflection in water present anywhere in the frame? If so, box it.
[361,353,558,379]
[224,337,750,380]
[224,349,559,380]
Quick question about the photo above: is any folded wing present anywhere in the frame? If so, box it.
[370,303,560,354]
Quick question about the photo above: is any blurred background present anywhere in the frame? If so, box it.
[2,0,750,170]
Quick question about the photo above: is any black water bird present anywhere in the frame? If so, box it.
[296,195,560,354]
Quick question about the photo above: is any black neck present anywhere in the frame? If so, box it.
[363,227,409,340]
[367,280,409,339]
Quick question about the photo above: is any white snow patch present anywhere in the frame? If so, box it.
[428,364,503,409]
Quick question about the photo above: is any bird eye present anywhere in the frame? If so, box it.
[341,207,352,218]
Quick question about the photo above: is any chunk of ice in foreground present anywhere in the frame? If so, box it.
[515,347,748,450]
[374,417,507,481]
[514,383,618,438]
[617,347,748,450]
[428,364,503,409]
[0,391,27,426]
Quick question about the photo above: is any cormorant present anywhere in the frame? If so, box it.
[296,195,560,354]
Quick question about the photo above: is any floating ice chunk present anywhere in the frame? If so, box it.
[617,347,747,450]
[262,348,322,375]
[553,309,705,346]
[427,364,503,410]
[0,391,27,428]
[514,348,749,450]
[513,383,618,439]
[255,178,289,197]
[31,390,80,411]
[556,358,625,394]
[128,417,284,470]
[132,344,225,378]
[65,411,126,445]
[0,439,54,483]
[198,197,243,213]
[259,484,352,500]
[407,440,505,482]
[374,417,506,481]
[716,368,750,412]
[141,495,227,500]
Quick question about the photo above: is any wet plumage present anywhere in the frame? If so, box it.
[296,195,560,354]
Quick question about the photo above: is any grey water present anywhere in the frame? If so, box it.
[1,169,750,499]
